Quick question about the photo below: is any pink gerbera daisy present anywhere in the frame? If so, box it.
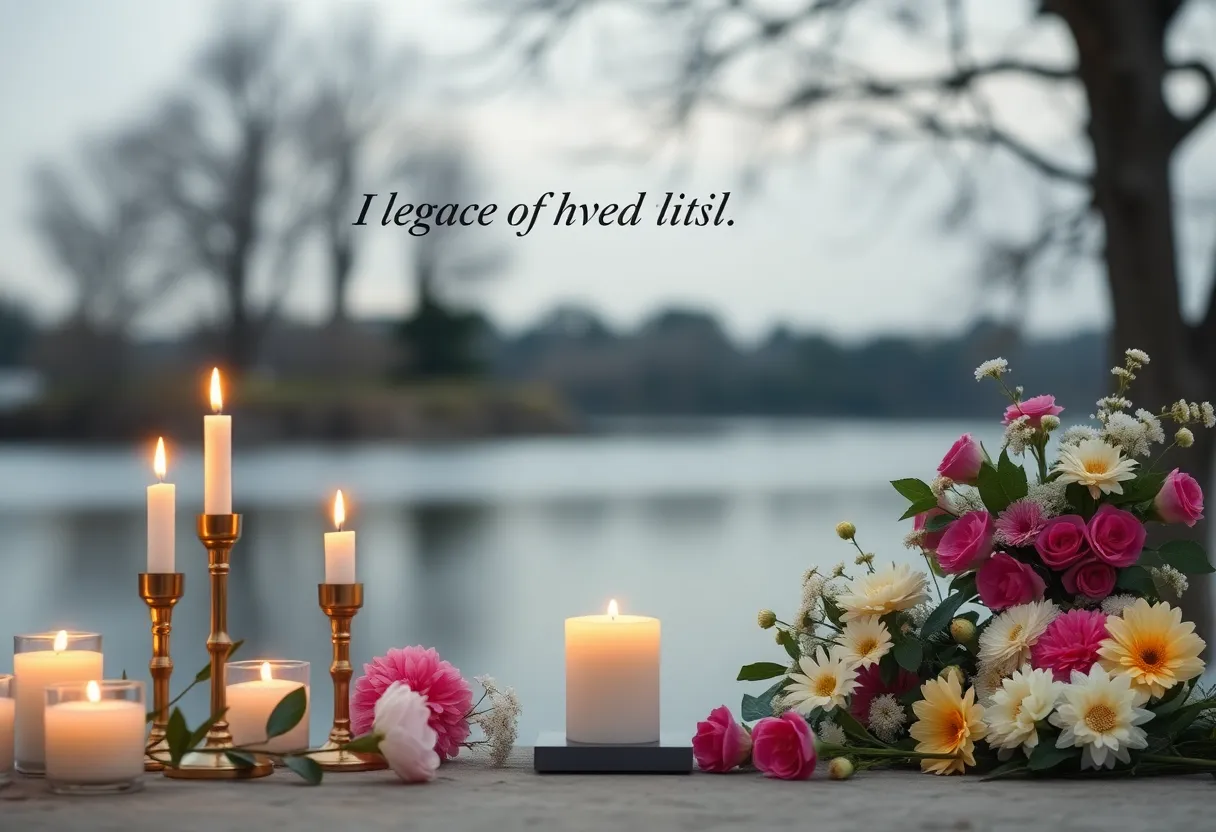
[1030,609,1108,682]
[351,646,473,760]
[994,499,1046,548]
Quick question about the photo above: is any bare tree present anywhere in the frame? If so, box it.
[485,0,1216,630]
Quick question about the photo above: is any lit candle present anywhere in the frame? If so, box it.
[203,368,232,514]
[227,661,310,753]
[147,437,176,573]
[13,631,104,772]
[565,600,660,744]
[324,490,356,584]
[44,680,144,788]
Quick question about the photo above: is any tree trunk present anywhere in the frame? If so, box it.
[327,145,355,325]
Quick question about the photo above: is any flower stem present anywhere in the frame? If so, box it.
[1141,753,1216,769]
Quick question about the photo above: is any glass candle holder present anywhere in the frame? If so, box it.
[227,660,310,754]
[0,675,13,788]
[13,631,103,775]
[45,680,144,795]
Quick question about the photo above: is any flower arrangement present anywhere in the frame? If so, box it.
[709,350,1216,779]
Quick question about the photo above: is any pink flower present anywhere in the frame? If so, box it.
[751,712,817,780]
[1034,515,1089,569]
[1030,609,1108,682]
[1061,558,1117,600]
[373,682,441,783]
[1002,394,1063,428]
[976,552,1046,611]
[850,663,919,724]
[938,434,983,485]
[692,706,752,773]
[1154,468,1204,527]
[935,511,995,574]
[914,507,950,551]
[994,499,1046,548]
[351,646,473,761]
[1085,504,1146,568]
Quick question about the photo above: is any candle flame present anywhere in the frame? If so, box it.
[86,680,101,703]
[260,661,272,683]
[53,630,68,653]
[209,368,223,414]
[333,490,346,531]
[154,437,167,482]
[607,599,619,619]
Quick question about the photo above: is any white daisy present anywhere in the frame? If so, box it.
[1049,665,1153,770]
[837,616,892,668]
[978,600,1059,670]
[783,649,859,714]
[983,666,1062,759]
[1053,439,1138,499]
[836,564,930,621]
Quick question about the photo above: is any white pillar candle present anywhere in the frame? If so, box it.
[565,600,660,744]
[13,632,104,769]
[227,663,309,753]
[147,437,176,573]
[204,368,232,515]
[45,682,144,785]
[0,696,14,777]
[324,490,356,584]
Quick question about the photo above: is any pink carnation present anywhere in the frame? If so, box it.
[351,646,473,761]
[1002,394,1063,428]
[994,499,1046,548]
[1030,609,1108,682]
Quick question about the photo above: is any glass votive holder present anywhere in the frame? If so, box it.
[227,660,310,754]
[44,680,145,795]
[0,675,13,788]
[13,631,104,775]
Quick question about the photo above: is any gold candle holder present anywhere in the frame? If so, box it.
[311,583,386,771]
[164,515,272,780]
[138,572,184,772]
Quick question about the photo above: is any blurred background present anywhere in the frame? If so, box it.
[1,0,1215,744]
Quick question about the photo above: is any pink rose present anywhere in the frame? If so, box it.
[692,706,752,773]
[937,434,983,486]
[1085,504,1146,567]
[1002,394,1063,427]
[1061,557,1117,600]
[1034,515,1089,569]
[751,712,816,781]
[914,507,950,551]
[935,511,995,574]
[1154,468,1204,527]
[976,552,1046,611]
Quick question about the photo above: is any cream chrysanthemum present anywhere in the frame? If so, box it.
[837,616,892,668]
[1097,599,1206,705]
[909,674,986,775]
[835,564,930,622]
[1053,439,1138,499]
[783,649,859,714]
[983,666,1061,759]
[1049,665,1152,770]
[977,600,1059,671]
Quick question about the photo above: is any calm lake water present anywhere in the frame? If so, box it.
[0,420,1001,746]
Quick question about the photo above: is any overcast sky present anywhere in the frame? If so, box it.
[1,0,1213,343]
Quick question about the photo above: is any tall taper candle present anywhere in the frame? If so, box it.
[204,368,232,514]
[324,490,356,584]
[147,437,175,573]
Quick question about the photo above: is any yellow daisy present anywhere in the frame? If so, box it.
[909,674,987,775]
[837,616,893,668]
[1098,599,1206,704]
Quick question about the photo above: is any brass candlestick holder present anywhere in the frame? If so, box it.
[139,572,184,772]
[164,515,272,780]
[312,583,387,771]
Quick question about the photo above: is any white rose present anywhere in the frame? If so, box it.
[373,681,440,783]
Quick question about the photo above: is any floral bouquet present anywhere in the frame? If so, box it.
[706,349,1216,779]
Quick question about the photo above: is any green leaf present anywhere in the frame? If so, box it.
[976,461,1013,514]
[949,572,978,598]
[1064,483,1095,517]
[737,662,789,682]
[893,636,923,672]
[265,686,308,740]
[166,708,191,767]
[891,478,935,504]
[282,755,323,785]
[1115,565,1157,597]
[921,590,970,637]
[339,734,383,754]
[741,678,786,722]
[776,629,801,662]
[1027,738,1076,771]
[225,750,258,769]
[186,709,227,753]
[1137,548,1165,569]
[1148,681,1191,719]
[923,513,954,533]
[833,707,883,746]
[121,669,128,681]
[982,759,1029,781]
[997,449,1029,502]
[899,496,941,521]
[822,595,844,628]
[1111,472,1167,506]
[1157,540,1215,575]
